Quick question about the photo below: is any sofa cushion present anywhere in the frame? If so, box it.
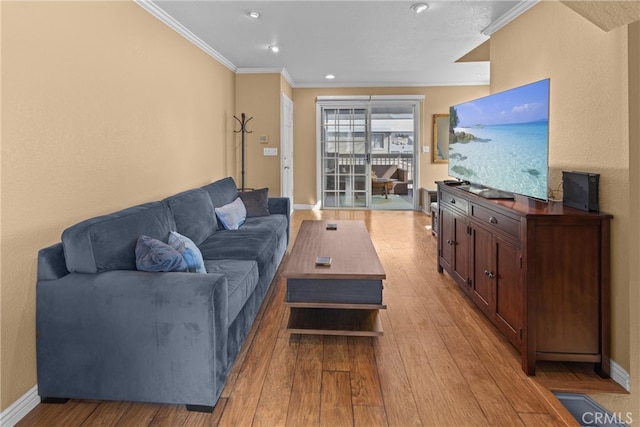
[202,177,238,210]
[215,198,246,230]
[164,188,217,245]
[238,188,270,217]
[168,231,206,273]
[203,259,259,324]
[198,214,288,272]
[240,214,288,236]
[372,164,398,179]
[135,235,188,272]
[62,202,176,273]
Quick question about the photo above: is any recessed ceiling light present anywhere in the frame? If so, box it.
[246,10,260,19]
[410,3,429,14]
[325,74,335,80]
[268,45,280,53]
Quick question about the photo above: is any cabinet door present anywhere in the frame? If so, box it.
[471,225,493,315]
[438,207,470,291]
[452,214,470,288]
[534,223,601,355]
[438,208,455,273]
[493,235,522,347]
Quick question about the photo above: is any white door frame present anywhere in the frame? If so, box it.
[316,96,423,210]
[281,93,294,209]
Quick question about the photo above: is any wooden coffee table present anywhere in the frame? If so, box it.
[281,220,386,336]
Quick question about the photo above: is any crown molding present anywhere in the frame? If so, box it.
[137,0,300,84]
[281,68,295,88]
[138,0,492,88]
[294,79,490,89]
[235,70,487,88]
[236,68,296,88]
[235,68,283,74]
[481,0,539,36]
[135,0,237,72]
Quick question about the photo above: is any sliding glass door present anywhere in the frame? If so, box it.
[319,106,369,208]
[318,97,421,210]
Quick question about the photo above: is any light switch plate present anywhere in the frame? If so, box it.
[423,145,429,153]
[264,147,278,156]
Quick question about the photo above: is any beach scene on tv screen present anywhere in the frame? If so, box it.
[449,79,549,200]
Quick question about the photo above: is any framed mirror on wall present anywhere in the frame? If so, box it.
[432,114,449,163]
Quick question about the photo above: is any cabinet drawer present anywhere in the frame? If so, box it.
[439,189,469,215]
[471,204,520,238]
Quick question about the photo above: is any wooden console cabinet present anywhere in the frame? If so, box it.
[436,182,612,377]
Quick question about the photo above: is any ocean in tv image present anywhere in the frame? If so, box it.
[449,79,550,200]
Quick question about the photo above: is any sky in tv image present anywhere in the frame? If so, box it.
[455,79,549,127]
[448,79,550,200]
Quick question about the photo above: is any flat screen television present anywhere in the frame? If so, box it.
[448,78,550,200]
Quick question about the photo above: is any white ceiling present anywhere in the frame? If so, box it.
[140,1,538,87]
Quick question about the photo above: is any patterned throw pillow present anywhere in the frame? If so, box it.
[168,231,207,273]
[135,235,187,272]
[214,197,246,230]
[238,188,270,217]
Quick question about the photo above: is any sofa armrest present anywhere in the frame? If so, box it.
[268,196,290,216]
[37,270,229,407]
[38,243,69,281]
[268,196,291,243]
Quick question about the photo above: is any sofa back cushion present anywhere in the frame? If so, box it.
[62,202,176,273]
[372,165,398,179]
[164,188,217,245]
[202,177,238,209]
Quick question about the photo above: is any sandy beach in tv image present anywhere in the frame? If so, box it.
[449,79,550,200]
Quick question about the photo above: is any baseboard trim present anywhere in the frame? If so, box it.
[292,203,320,210]
[0,385,39,427]
[610,359,631,391]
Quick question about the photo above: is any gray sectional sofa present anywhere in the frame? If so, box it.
[36,177,290,412]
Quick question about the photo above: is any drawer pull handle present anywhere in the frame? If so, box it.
[489,216,498,225]
[450,198,456,204]
[446,239,454,246]
[484,270,496,279]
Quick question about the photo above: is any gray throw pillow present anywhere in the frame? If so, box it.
[238,188,270,217]
[135,235,188,272]
[168,231,207,273]
[215,197,246,230]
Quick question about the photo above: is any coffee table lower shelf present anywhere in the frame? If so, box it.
[285,303,386,337]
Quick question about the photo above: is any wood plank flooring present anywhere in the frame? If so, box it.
[19,210,625,427]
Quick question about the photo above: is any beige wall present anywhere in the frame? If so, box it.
[1,1,235,410]
[235,73,285,195]
[2,0,638,419]
[291,86,489,206]
[281,74,293,101]
[624,20,640,423]
[491,1,638,417]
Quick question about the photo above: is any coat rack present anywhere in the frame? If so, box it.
[233,113,253,192]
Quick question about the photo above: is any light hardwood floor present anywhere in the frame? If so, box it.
[19,209,625,427]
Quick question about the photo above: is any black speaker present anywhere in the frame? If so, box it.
[562,171,599,212]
